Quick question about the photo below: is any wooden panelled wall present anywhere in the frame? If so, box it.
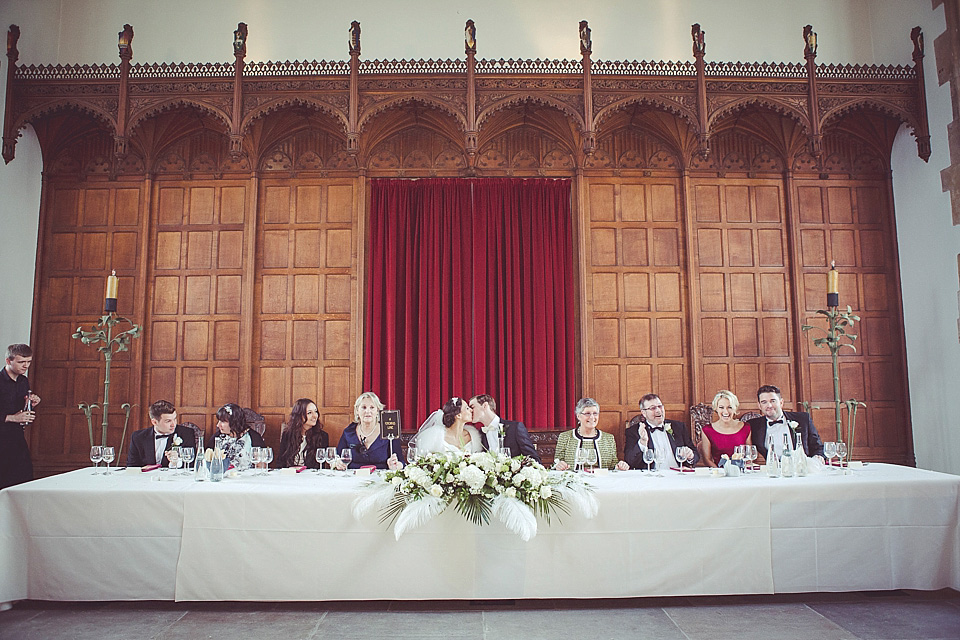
[26,102,911,474]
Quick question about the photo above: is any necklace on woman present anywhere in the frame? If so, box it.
[358,423,377,445]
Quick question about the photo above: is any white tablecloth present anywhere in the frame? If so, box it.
[0,463,957,602]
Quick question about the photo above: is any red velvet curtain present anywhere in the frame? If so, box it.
[364,178,575,430]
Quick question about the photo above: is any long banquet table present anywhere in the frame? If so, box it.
[0,463,957,603]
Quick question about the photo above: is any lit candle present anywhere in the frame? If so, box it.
[827,261,839,308]
[105,270,119,312]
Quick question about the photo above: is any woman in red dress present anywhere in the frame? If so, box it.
[700,390,752,467]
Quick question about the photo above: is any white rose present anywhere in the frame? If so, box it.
[429,484,444,498]
[391,476,403,486]
[540,485,552,499]
[510,460,521,472]
[505,487,517,498]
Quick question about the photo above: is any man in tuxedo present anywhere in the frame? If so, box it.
[747,384,824,460]
[127,400,197,467]
[624,393,699,469]
[468,394,540,462]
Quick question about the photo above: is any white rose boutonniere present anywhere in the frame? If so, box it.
[788,421,799,432]
[664,423,674,436]
[172,434,183,447]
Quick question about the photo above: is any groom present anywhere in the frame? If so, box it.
[469,394,540,462]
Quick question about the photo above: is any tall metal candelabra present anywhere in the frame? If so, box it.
[72,312,142,449]
[801,299,865,460]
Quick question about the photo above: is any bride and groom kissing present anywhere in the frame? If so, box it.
[412,394,541,463]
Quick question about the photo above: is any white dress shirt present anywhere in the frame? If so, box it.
[641,422,679,467]
[765,415,790,458]
[154,431,170,465]
[481,416,502,453]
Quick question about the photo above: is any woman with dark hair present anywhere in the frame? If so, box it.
[277,398,328,468]
[411,396,481,455]
[336,391,405,470]
[210,402,265,470]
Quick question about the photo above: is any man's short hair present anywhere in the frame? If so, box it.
[470,394,497,412]
[757,384,782,400]
[6,344,32,360]
[639,393,661,409]
[149,400,176,421]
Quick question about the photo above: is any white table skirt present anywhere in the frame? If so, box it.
[0,463,957,602]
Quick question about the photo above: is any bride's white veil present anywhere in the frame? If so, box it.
[410,408,446,454]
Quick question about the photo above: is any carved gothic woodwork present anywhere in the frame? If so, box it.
[2,21,926,473]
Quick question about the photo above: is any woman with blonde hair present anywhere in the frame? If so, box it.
[336,391,405,470]
[700,390,752,467]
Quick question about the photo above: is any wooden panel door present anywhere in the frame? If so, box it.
[581,178,688,445]
[143,182,250,445]
[32,182,145,471]
[690,180,797,408]
[794,179,910,462]
[255,180,361,446]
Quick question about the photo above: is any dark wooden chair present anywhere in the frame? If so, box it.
[689,403,714,446]
[181,421,205,449]
[243,408,266,436]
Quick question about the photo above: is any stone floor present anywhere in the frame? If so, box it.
[0,590,958,640]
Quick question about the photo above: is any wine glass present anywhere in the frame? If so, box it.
[315,448,325,473]
[574,448,585,472]
[406,442,417,465]
[90,446,103,475]
[582,448,597,473]
[747,445,758,472]
[101,446,115,475]
[642,448,655,473]
[325,446,338,472]
[340,448,353,471]
[733,444,744,470]
[835,442,848,473]
[180,447,195,476]
[824,441,837,469]
[675,446,686,471]
[250,447,262,475]
[262,447,274,474]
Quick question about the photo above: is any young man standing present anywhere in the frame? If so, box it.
[1,344,41,488]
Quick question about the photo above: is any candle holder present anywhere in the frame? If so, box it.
[801,304,864,461]
[72,313,142,449]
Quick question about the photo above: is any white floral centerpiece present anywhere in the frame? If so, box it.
[352,451,598,541]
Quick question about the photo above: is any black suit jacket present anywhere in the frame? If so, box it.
[624,420,699,469]
[748,411,823,458]
[127,424,197,467]
[479,419,541,462]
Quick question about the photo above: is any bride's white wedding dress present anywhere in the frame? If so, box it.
[412,409,482,455]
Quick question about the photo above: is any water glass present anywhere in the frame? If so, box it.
[642,448,655,473]
[824,441,837,468]
[574,448,585,472]
[250,447,262,475]
[747,445,758,471]
[90,446,103,474]
[101,446,115,474]
[262,447,274,473]
[675,446,686,471]
[406,442,417,464]
[836,442,848,473]
[180,447,195,476]
[582,448,597,472]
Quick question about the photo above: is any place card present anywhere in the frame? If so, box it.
[280,467,297,476]
[355,467,372,477]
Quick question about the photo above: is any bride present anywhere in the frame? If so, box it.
[412,397,482,455]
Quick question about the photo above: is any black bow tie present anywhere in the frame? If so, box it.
[648,424,665,432]
[155,433,170,440]
[767,419,784,426]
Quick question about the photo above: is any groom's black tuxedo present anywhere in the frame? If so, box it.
[748,411,823,458]
[623,419,699,469]
[479,419,541,462]
[127,424,197,467]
